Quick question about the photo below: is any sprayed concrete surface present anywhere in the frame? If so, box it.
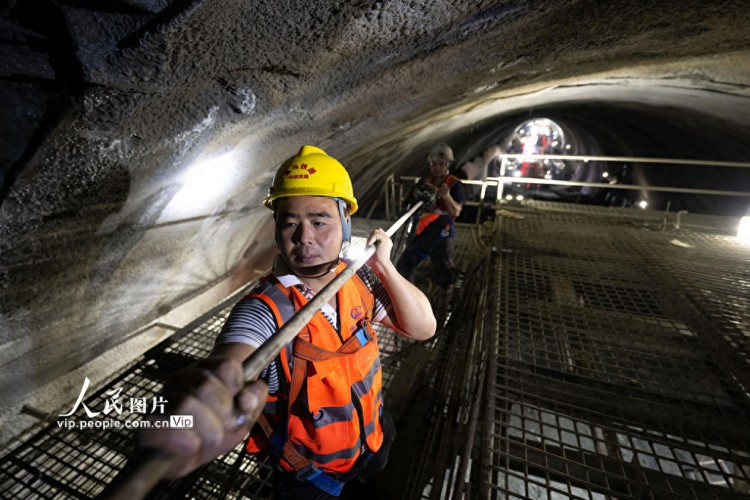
[1,0,750,446]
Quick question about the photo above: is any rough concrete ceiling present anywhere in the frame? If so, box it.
[1,0,749,443]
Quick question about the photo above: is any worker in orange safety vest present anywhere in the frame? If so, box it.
[396,142,465,327]
[138,145,436,499]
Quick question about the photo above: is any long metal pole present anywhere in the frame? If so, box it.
[100,200,425,500]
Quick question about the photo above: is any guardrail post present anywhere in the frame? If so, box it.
[497,157,507,203]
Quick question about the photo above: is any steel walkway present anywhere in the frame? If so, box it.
[1,202,749,499]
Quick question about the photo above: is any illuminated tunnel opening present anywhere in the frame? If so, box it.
[359,101,750,221]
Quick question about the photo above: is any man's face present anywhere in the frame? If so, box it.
[275,196,343,273]
[429,157,449,177]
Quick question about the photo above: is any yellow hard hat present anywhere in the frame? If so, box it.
[264,145,358,214]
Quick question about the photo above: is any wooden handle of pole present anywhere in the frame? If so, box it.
[99,200,425,500]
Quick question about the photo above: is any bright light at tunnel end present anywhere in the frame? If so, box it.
[738,216,750,243]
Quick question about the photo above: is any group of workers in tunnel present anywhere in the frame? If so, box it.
[136,143,465,499]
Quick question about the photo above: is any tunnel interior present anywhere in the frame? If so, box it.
[1,0,750,498]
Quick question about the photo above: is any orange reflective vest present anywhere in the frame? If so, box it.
[415,174,459,235]
[245,262,384,478]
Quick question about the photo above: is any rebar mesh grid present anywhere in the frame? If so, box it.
[0,284,263,499]
[482,205,750,500]
[385,203,749,500]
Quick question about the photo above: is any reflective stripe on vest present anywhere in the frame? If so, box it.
[244,261,384,478]
[416,213,440,235]
[243,280,296,455]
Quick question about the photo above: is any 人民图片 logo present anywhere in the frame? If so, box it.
[55,377,190,431]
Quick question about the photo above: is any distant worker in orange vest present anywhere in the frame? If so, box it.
[396,142,465,327]
[138,145,436,499]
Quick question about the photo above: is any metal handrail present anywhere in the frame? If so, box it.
[486,177,750,198]
[496,153,750,169]
[395,153,750,207]
[399,175,750,198]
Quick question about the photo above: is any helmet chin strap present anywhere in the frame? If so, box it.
[337,199,351,242]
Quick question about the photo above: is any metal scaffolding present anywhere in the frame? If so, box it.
[390,201,750,500]
[1,201,749,499]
